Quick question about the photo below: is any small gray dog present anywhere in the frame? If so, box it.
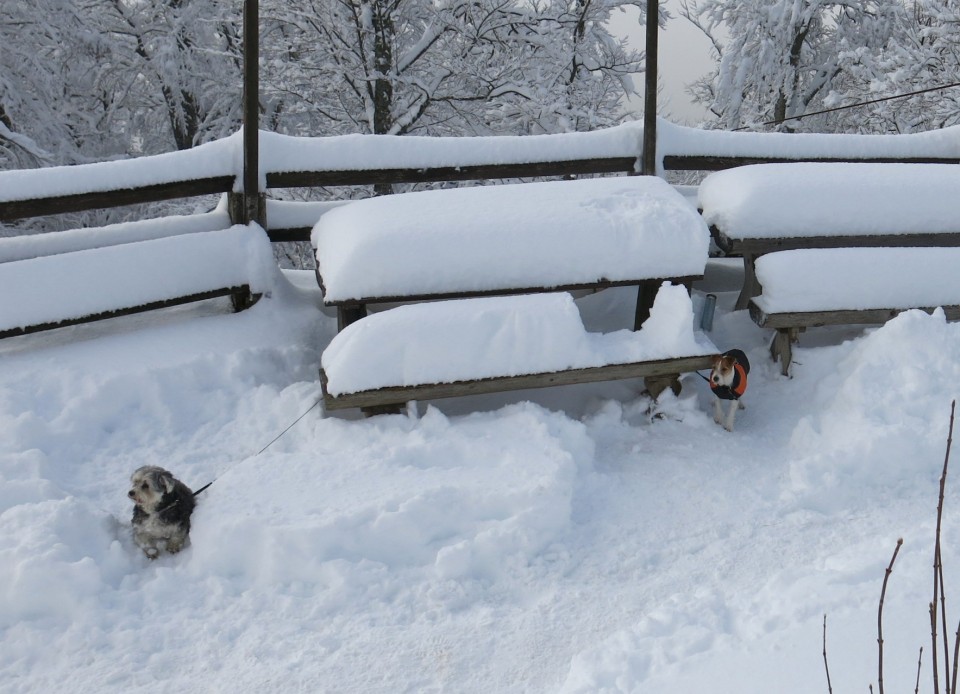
[129,465,195,558]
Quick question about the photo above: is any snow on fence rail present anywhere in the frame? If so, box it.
[2,120,960,241]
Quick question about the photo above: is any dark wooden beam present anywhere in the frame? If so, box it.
[320,276,701,309]
[266,157,639,189]
[0,285,253,340]
[748,302,960,330]
[664,154,960,171]
[0,176,235,222]
[711,227,960,256]
[641,0,659,176]
[321,354,717,411]
[241,0,265,226]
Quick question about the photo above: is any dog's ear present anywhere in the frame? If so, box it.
[711,355,722,367]
[157,470,176,494]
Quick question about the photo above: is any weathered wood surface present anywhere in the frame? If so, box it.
[712,227,960,256]
[266,158,639,190]
[0,285,257,340]
[320,276,701,309]
[321,354,717,412]
[664,154,960,171]
[749,301,960,330]
[0,176,236,222]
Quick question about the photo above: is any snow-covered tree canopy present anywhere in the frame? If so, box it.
[0,0,653,173]
[682,0,902,131]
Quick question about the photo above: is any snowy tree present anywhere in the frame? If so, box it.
[681,0,898,131]
[259,0,651,138]
[826,0,960,133]
[0,0,241,171]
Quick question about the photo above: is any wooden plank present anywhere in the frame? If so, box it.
[711,227,960,256]
[0,176,236,222]
[266,158,639,189]
[0,285,255,340]
[664,154,960,172]
[748,301,960,330]
[321,354,718,411]
[322,275,702,308]
[266,227,312,243]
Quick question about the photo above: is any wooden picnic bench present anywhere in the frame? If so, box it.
[311,176,717,413]
[698,163,960,310]
[0,224,272,340]
[748,247,960,375]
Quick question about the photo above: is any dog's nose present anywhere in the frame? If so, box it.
[128,490,136,499]
[712,375,719,383]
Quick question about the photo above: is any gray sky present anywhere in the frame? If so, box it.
[609,2,716,124]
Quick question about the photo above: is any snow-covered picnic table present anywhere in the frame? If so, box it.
[312,176,716,412]
[698,163,960,309]
[749,247,960,375]
[312,176,710,327]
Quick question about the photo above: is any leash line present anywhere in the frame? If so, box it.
[254,395,323,457]
[193,393,323,498]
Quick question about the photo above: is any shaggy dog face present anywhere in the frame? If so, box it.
[129,466,195,559]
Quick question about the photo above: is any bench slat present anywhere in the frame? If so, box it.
[749,302,960,330]
[321,355,716,411]
[713,228,960,256]
[0,286,256,340]
[321,276,701,308]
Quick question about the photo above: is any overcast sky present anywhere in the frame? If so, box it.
[609,2,716,124]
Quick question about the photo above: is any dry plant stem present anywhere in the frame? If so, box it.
[823,614,834,694]
[932,400,957,694]
[920,647,926,694]
[944,560,953,694]
[879,538,903,694]
[934,602,942,694]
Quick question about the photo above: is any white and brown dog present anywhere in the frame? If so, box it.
[129,465,195,558]
[709,348,750,432]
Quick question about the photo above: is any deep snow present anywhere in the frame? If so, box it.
[2,260,960,693]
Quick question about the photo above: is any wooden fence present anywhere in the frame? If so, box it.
[2,142,959,244]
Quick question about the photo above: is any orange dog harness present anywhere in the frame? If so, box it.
[710,358,748,401]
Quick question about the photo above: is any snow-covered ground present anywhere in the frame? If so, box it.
[2,260,959,693]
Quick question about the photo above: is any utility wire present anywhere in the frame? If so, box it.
[734,80,960,131]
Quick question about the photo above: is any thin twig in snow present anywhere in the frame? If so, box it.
[823,614,833,694]
[879,538,903,694]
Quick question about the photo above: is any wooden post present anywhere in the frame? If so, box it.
[235,0,266,227]
[641,0,659,176]
[634,0,660,331]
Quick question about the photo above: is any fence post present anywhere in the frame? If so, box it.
[231,0,267,228]
[641,0,658,177]
[635,0,660,330]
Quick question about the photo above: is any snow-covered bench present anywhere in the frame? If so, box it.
[312,176,714,412]
[321,287,718,412]
[0,225,274,339]
[748,247,960,375]
[313,176,710,330]
[699,163,960,309]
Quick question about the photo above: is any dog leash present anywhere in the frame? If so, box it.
[192,394,323,499]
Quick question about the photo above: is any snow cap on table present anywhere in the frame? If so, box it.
[699,163,960,239]
[313,176,709,303]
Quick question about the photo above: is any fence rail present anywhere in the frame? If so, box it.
[3,138,959,244]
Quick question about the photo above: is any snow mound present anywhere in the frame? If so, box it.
[786,309,960,507]
[189,404,594,587]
